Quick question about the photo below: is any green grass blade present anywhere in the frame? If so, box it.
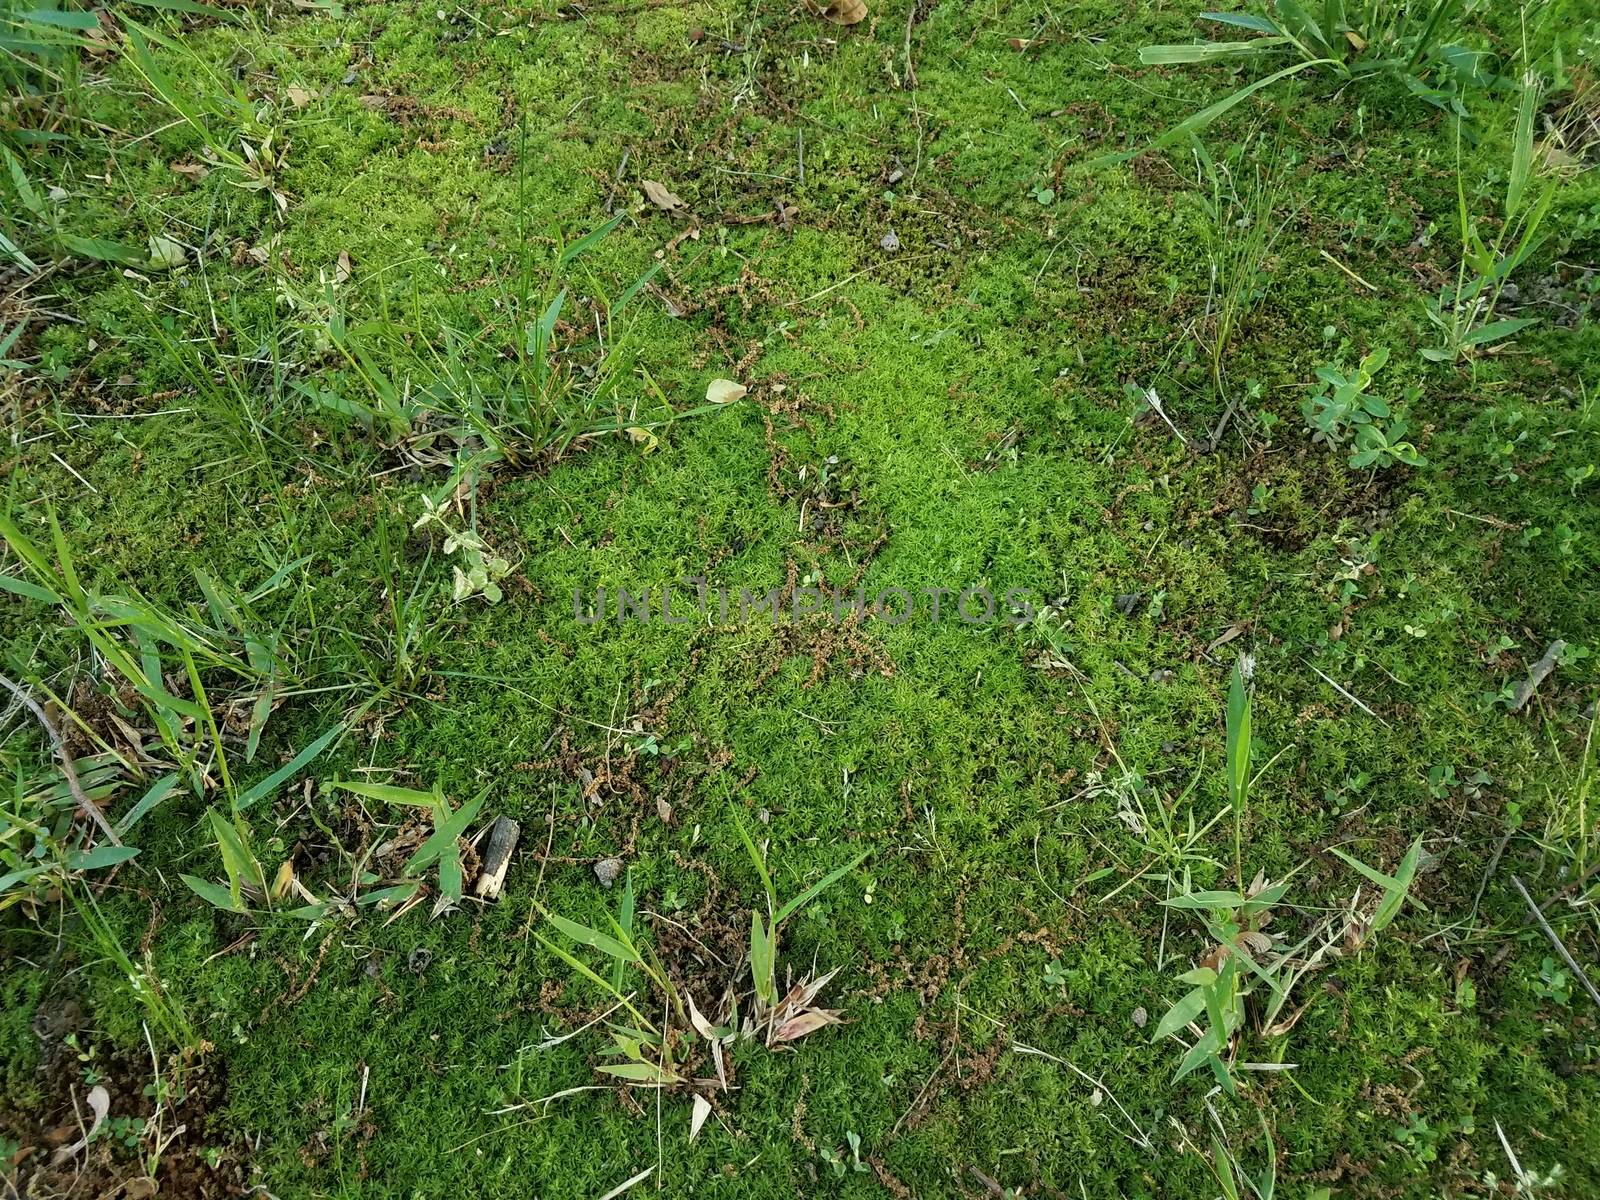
[237,722,343,810]
[181,873,246,913]
[330,779,438,807]
[730,804,777,915]
[774,848,870,925]
[547,912,637,963]
[1090,60,1330,168]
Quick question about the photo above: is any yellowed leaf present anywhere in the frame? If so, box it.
[271,859,295,901]
[624,426,659,452]
[706,378,747,405]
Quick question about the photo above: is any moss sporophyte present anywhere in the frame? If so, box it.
[572,582,1041,625]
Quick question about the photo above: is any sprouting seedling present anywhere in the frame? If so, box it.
[328,779,489,916]
[730,803,868,1005]
[1329,836,1427,944]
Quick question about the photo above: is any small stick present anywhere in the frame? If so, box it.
[1306,661,1388,726]
[1511,874,1600,1010]
[1509,640,1566,713]
[1318,248,1378,292]
[0,674,120,846]
[474,815,521,901]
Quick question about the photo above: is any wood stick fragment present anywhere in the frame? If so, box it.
[474,815,521,900]
[1510,640,1566,712]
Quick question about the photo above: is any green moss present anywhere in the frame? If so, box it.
[3,0,1598,1196]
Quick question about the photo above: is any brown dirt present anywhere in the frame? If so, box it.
[2,989,246,1200]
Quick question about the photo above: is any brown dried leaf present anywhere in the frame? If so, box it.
[642,179,686,213]
[1206,622,1247,653]
[1235,930,1273,956]
[773,1008,844,1042]
[820,0,867,25]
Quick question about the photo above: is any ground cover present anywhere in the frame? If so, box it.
[2,0,1599,1196]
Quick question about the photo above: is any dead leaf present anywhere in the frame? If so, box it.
[685,992,718,1040]
[689,1094,712,1143]
[623,427,659,452]
[772,1009,844,1042]
[335,249,353,285]
[705,378,747,405]
[285,85,314,109]
[781,966,840,1011]
[709,1037,727,1090]
[641,179,686,213]
[820,0,867,25]
[655,795,673,824]
[1206,622,1247,654]
[170,161,209,181]
[51,1085,108,1164]
[1235,930,1273,956]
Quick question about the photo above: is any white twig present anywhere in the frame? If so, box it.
[1511,875,1600,1010]
[0,674,120,845]
[1011,1041,1153,1150]
[1305,661,1387,726]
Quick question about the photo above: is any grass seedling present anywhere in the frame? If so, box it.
[535,822,869,1103]
[1192,143,1290,442]
[1532,709,1598,936]
[1152,665,1425,1090]
[327,779,489,917]
[1423,76,1561,362]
